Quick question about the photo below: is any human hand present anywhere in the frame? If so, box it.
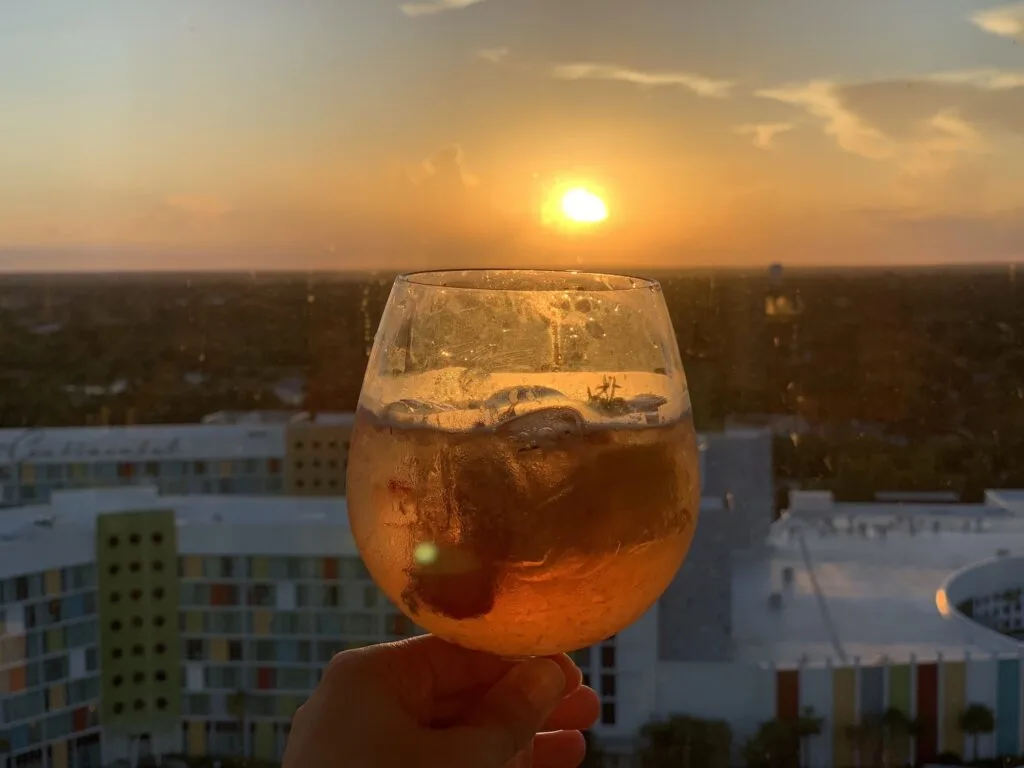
[284,634,601,768]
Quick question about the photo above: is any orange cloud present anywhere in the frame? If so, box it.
[971,3,1024,41]
[551,62,734,98]
[733,122,796,150]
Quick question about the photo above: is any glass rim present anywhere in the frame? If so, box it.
[396,268,659,293]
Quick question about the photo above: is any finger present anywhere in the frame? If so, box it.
[436,657,567,768]
[433,680,593,729]
[556,656,582,695]
[358,635,581,700]
[533,731,586,768]
[541,687,600,732]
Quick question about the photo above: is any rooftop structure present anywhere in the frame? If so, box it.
[731,490,1024,665]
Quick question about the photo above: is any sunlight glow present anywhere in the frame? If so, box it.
[541,178,611,232]
[560,188,609,224]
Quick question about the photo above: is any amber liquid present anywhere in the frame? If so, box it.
[347,405,700,656]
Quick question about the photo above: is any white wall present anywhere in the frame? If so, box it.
[598,606,660,740]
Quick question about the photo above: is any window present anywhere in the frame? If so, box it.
[601,702,616,726]
[347,613,377,635]
[43,657,68,682]
[601,674,617,697]
[390,614,411,637]
[208,611,244,634]
[600,646,616,669]
[228,640,243,661]
[570,649,590,669]
[315,613,344,635]
[277,667,313,690]
[248,584,274,607]
[363,585,378,608]
[187,694,212,716]
[253,640,276,662]
[342,558,370,582]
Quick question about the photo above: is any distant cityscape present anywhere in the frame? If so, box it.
[3,266,1024,506]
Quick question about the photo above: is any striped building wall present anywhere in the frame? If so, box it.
[766,654,1024,768]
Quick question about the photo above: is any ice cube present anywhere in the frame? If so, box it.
[624,394,668,413]
[383,399,456,419]
[483,385,567,416]
[496,406,585,451]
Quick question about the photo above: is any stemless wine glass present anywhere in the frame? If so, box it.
[346,269,700,657]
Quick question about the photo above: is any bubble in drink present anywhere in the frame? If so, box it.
[347,403,700,657]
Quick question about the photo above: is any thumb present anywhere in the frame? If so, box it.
[444,658,567,768]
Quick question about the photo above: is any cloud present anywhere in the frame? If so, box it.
[476,47,509,64]
[838,72,1024,139]
[733,122,795,150]
[929,69,1024,90]
[551,63,734,98]
[400,0,490,17]
[756,70,1024,177]
[971,2,1024,41]
[757,80,894,161]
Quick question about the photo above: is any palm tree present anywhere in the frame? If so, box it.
[639,715,732,768]
[742,718,800,768]
[959,703,996,762]
[845,721,878,768]
[794,707,823,768]
[878,707,919,767]
[226,690,249,760]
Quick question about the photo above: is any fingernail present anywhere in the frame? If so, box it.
[508,659,565,710]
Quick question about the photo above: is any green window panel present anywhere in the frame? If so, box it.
[254,722,276,761]
[96,509,182,731]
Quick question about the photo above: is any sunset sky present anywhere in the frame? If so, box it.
[1,0,1023,270]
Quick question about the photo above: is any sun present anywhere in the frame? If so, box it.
[560,187,608,224]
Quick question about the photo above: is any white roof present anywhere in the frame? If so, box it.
[986,490,1024,514]
[733,507,1024,665]
[0,424,287,464]
[0,487,353,577]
